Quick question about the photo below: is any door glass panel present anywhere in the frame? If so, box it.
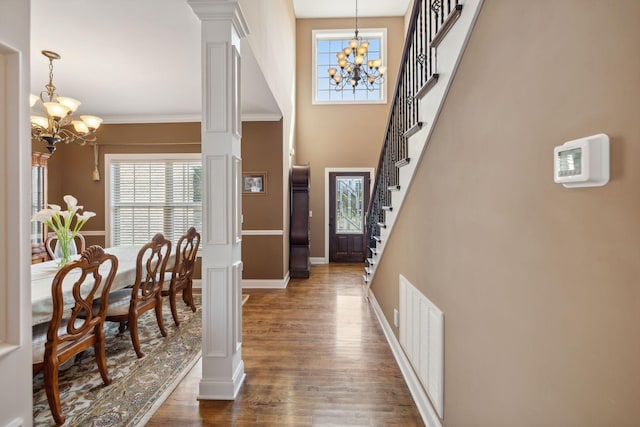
[335,176,364,234]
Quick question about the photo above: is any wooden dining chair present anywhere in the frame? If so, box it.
[162,227,201,326]
[45,231,86,260]
[32,246,118,426]
[101,233,171,358]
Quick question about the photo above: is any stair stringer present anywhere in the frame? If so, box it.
[365,0,484,295]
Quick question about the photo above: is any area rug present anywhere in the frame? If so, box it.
[33,296,202,427]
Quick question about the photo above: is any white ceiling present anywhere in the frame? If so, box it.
[30,0,409,124]
[293,0,411,18]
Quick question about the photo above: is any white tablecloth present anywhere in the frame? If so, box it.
[31,246,142,325]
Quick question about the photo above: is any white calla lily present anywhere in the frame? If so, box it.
[31,195,95,266]
[76,211,96,222]
[31,209,55,222]
[63,195,78,210]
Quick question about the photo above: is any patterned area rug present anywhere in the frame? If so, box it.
[33,296,202,426]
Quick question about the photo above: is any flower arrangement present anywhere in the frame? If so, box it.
[32,195,96,266]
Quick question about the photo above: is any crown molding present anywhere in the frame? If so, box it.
[187,0,249,38]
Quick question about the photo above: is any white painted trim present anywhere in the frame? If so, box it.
[242,113,282,122]
[310,257,327,265]
[367,289,443,427]
[242,271,290,289]
[80,230,106,237]
[101,114,202,124]
[0,44,24,353]
[241,229,284,236]
[324,167,375,263]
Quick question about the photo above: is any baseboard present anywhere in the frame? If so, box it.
[366,289,443,427]
[310,257,327,264]
[242,271,290,289]
[193,279,202,289]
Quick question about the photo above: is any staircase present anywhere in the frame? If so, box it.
[364,0,484,294]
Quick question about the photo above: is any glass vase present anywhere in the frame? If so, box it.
[54,231,77,267]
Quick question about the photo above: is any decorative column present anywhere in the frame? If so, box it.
[188,0,247,399]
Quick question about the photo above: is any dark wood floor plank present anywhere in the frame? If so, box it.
[147,264,424,426]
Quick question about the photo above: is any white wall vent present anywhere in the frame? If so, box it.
[399,274,444,418]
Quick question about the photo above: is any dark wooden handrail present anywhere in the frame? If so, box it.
[366,0,461,253]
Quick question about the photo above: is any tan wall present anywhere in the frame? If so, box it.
[240,0,296,276]
[37,121,285,280]
[295,16,405,259]
[241,235,284,279]
[371,0,640,424]
[241,120,285,279]
[34,122,201,249]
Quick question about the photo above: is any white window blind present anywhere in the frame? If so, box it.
[108,157,202,246]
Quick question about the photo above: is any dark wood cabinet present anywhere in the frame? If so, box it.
[290,165,310,278]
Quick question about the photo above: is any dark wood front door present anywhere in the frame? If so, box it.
[329,171,370,263]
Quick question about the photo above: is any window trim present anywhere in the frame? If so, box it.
[104,152,202,248]
[312,28,388,105]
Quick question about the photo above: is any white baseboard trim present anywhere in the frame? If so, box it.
[242,272,290,289]
[366,289,443,427]
[310,257,327,264]
[193,279,201,289]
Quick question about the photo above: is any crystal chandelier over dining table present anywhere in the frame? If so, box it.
[327,0,386,92]
[30,50,103,154]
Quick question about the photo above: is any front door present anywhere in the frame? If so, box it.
[329,172,370,263]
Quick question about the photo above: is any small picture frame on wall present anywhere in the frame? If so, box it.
[242,172,267,194]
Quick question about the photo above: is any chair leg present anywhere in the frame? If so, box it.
[128,314,144,359]
[94,325,112,386]
[170,290,181,326]
[43,355,65,425]
[184,279,196,312]
[155,295,168,336]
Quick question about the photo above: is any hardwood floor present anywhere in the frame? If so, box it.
[147,263,424,426]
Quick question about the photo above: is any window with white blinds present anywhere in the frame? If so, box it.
[106,154,202,246]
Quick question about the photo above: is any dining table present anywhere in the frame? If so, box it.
[31,245,144,325]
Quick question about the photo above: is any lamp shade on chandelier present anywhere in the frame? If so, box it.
[327,0,386,92]
[30,50,103,153]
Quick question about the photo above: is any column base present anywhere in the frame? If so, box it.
[197,360,246,400]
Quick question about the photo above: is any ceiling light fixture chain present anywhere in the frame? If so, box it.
[30,50,103,154]
[327,0,386,93]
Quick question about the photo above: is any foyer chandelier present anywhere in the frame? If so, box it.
[327,0,386,92]
[30,50,103,153]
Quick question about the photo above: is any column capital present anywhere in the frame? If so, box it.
[188,0,249,38]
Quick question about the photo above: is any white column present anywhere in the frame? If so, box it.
[188,0,247,399]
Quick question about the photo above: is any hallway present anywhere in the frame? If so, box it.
[148,263,424,426]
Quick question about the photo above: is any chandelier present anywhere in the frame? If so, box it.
[327,0,386,92]
[30,50,103,153]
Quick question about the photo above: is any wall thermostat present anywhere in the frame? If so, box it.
[554,133,609,188]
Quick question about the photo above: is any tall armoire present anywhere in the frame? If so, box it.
[290,164,310,278]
